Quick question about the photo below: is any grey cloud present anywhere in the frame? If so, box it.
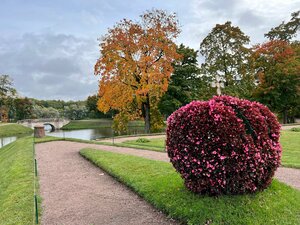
[0,33,99,100]
[185,0,298,47]
[35,58,80,75]
[191,0,238,22]
[238,11,263,27]
[198,0,238,11]
[1,0,298,101]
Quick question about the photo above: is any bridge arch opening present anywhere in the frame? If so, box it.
[44,123,56,132]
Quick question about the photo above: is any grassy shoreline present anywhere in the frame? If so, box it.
[0,137,38,224]
[80,148,300,225]
[0,123,33,137]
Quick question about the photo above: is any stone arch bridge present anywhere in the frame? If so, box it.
[18,118,70,131]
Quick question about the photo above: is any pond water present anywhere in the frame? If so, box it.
[0,133,32,148]
[1,125,160,148]
[46,126,146,140]
[0,136,18,148]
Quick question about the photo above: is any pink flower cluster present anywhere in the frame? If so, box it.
[166,95,282,195]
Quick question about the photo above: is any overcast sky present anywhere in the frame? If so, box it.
[0,0,299,100]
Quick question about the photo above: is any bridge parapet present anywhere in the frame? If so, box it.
[18,118,70,130]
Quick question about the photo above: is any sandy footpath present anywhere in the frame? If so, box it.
[98,135,166,144]
[281,124,300,130]
[36,140,300,224]
[36,142,177,225]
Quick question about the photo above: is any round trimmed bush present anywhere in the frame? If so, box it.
[166,96,282,195]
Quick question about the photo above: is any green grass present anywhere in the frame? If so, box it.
[80,149,300,225]
[34,135,67,143]
[33,135,167,154]
[121,137,165,152]
[34,135,105,145]
[290,127,300,132]
[34,135,167,152]
[0,137,37,224]
[117,130,300,168]
[0,123,33,137]
[38,127,300,168]
[62,119,144,130]
[280,130,300,168]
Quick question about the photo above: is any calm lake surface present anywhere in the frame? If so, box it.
[0,133,31,148]
[0,136,18,148]
[46,126,146,140]
[1,126,151,148]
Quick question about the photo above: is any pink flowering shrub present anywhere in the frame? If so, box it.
[166,95,282,195]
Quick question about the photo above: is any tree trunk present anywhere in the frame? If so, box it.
[283,110,288,124]
[143,95,151,133]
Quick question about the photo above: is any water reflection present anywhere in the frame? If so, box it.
[0,126,148,148]
[46,127,146,140]
[44,124,53,132]
[0,136,17,148]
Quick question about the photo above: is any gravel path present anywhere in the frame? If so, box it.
[281,124,300,130]
[36,142,177,225]
[36,140,300,224]
[98,123,300,145]
[274,167,300,190]
[98,135,166,144]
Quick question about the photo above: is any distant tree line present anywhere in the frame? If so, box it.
[1,10,299,126]
[0,81,112,121]
[94,9,299,133]
[162,10,299,124]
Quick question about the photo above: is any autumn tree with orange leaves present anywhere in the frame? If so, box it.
[94,9,181,133]
[253,40,300,124]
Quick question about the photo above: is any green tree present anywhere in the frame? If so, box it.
[256,10,300,123]
[253,40,300,124]
[0,75,17,121]
[63,104,88,120]
[159,44,209,116]
[86,95,110,118]
[32,105,60,118]
[265,11,300,41]
[14,98,33,120]
[0,75,16,100]
[200,21,255,98]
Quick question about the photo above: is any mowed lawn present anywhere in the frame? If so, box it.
[0,123,33,137]
[280,130,300,168]
[0,137,36,225]
[120,137,166,152]
[80,149,300,225]
[120,130,300,168]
